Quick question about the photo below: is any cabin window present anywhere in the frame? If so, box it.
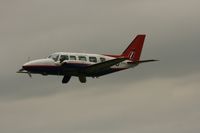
[89,57,97,63]
[100,57,106,62]
[70,55,76,60]
[78,56,87,61]
[60,55,69,62]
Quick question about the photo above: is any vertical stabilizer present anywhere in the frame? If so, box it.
[122,35,146,61]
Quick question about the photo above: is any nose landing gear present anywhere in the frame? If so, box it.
[62,75,71,84]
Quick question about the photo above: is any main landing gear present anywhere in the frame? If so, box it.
[78,76,86,83]
[62,75,87,84]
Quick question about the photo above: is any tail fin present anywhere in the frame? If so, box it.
[122,35,146,61]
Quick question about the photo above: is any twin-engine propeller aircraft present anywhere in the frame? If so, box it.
[17,35,158,84]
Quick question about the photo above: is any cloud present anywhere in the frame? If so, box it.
[0,0,200,101]
[0,0,200,132]
[0,73,200,133]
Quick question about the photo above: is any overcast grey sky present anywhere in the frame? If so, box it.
[0,0,200,133]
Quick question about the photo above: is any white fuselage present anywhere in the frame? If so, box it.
[22,52,135,77]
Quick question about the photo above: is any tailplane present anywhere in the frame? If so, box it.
[122,35,146,61]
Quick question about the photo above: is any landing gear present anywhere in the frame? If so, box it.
[79,76,86,83]
[62,75,71,84]
[62,75,87,84]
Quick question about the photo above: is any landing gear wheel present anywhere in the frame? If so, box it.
[62,75,71,84]
[79,76,86,83]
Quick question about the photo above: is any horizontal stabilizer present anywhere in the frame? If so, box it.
[138,59,159,63]
[128,59,159,64]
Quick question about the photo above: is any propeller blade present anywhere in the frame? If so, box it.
[17,68,25,73]
[28,72,32,78]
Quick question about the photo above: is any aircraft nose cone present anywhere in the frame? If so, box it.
[23,63,27,67]
[17,62,31,73]
[22,58,55,70]
[22,62,30,70]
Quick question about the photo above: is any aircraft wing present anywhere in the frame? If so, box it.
[83,58,128,75]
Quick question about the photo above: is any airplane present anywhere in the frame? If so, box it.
[17,35,158,84]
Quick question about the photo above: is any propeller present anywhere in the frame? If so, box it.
[27,57,32,78]
[28,72,32,78]
[17,57,32,78]
[17,68,32,78]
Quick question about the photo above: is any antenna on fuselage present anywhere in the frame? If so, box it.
[27,57,30,62]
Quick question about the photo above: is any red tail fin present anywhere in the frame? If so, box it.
[122,35,146,61]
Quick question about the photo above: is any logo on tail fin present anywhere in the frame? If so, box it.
[129,49,136,60]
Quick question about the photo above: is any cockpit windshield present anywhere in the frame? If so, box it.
[48,54,59,61]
